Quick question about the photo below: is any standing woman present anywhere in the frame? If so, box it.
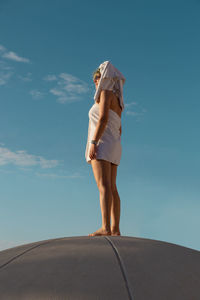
[85,61,126,236]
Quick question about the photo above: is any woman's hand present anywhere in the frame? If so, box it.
[89,144,98,160]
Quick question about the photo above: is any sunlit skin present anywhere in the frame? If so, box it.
[88,74,121,237]
[94,75,100,89]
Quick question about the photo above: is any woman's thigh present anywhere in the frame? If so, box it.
[91,159,111,188]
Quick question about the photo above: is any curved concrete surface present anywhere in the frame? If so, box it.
[0,236,199,300]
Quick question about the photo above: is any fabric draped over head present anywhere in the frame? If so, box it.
[93,61,126,112]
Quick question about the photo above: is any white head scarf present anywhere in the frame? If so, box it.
[93,61,126,112]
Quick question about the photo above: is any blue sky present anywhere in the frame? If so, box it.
[0,0,200,251]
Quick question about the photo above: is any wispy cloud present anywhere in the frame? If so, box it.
[0,44,31,86]
[35,172,84,179]
[30,89,46,99]
[0,60,13,70]
[124,101,138,108]
[0,60,14,85]
[0,146,61,169]
[43,74,57,81]
[0,69,14,86]
[43,72,89,104]
[126,109,147,116]
[126,111,142,116]
[18,72,32,82]
[125,101,147,121]
[0,44,30,63]
[59,73,89,93]
[0,44,89,103]
[0,44,6,52]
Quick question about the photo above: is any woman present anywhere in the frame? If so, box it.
[85,61,125,236]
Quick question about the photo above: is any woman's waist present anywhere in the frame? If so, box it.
[99,129,121,141]
[89,118,121,130]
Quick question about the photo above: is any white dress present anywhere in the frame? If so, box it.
[85,102,122,166]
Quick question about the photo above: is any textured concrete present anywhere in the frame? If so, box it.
[0,236,199,300]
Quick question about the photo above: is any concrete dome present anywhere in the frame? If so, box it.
[0,236,199,299]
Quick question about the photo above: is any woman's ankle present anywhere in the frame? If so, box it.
[111,226,120,232]
[102,225,111,232]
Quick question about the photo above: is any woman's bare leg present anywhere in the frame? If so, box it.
[89,159,112,236]
[111,189,121,235]
[110,163,121,235]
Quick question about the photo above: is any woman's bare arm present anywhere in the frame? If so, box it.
[120,125,122,136]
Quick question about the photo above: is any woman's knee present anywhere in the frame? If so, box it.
[111,184,118,194]
[98,181,112,192]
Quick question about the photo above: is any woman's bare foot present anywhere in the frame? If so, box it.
[88,227,111,236]
[111,227,121,236]
[111,230,121,236]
